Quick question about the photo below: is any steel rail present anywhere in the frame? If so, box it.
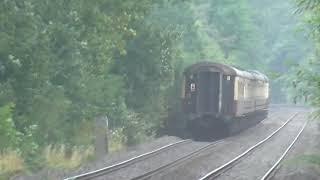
[130,111,281,180]
[64,111,279,180]
[130,111,280,180]
[198,112,299,180]
[131,139,225,180]
[260,119,308,180]
[63,139,191,180]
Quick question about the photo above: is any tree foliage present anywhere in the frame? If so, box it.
[0,0,164,159]
[290,0,320,117]
[0,0,317,172]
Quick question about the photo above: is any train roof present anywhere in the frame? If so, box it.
[184,61,269,82]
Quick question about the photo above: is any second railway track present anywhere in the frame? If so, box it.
[199,112,307,180]
[260,120,308,180]
[147,110,302,180]
[63,110,292,180]
[131,112,284,180]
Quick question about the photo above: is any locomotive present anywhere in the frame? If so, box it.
[178,61,269,138]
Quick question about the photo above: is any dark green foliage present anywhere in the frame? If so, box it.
[0,103,19,150]
[296,0,320,12]
[0,0,161,168]
[0,0,318,173]
[291,0,320,117]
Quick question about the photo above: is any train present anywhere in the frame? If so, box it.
[168,61,270,139]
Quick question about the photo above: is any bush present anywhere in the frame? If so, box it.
[0,103,20,150]
[122,111,154,146]
[108,128,126,152]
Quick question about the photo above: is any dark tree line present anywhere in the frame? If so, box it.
[0,0,315,172]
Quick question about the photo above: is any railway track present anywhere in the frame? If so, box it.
[130,112,282,180]
[130,112,297,180]
[260,120,308,180]
[131,140,224,180]
[198,112,307,180]
[63,139,192,180]
[64,111,281,180]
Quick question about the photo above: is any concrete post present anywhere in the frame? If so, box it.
[94,116,109,159]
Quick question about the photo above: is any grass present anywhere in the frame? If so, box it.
[0,145,94,179]
[43,145,94,169]
[0,138,126,175]
[109,128,127,152]
[295,154,320,167]
[0,151,25,179]
[283,153,320,170]
[0,131,129,179]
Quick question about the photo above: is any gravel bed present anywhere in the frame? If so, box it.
[92,107,285,180]
[96,141,210,180]
[13,136,184,180]
[270,115,320,180]
[215,113,307,180]
[150,109,299,180]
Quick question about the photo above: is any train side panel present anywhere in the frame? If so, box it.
[233,77,269,117]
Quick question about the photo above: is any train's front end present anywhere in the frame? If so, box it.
[182,62,234,138]
[183,69,221,119]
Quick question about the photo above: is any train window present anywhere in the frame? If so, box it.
[227,76,231,80]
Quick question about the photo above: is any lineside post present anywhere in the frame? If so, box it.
[95,116,109,158]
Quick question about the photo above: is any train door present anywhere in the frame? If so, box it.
[197,71,220,114]
[222,75,234,115]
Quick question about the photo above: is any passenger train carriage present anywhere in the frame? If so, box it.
[181,62,269,138]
